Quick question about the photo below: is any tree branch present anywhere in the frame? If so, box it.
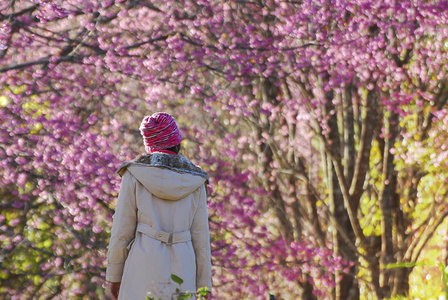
[0,55,86,73]
[349,89,377,212]
[0,4,38,21]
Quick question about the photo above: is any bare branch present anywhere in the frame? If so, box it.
[0,55,85,73]
[0,4,38,21]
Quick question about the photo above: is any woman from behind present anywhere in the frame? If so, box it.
[106,112,212,299]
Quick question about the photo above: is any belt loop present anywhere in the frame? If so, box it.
[166,233,174,246]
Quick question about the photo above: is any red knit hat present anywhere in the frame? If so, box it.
[139,112,182,153]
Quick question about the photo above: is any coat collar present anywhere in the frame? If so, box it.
[117,152,209,181]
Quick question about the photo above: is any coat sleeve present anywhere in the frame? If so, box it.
[190,184,212,291]
[106,170,137,282]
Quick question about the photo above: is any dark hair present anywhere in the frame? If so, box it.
[166,144,181,154]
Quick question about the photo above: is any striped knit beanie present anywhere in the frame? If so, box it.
[139,112,182,153]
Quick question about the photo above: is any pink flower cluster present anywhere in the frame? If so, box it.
[2,0,448,298]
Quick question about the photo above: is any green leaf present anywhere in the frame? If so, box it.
[43,239,52,248]
[178,294,191,300]
[197,286,209,296]
[171,274,184,285]
[382,261,430,269]
[439,263,448,299]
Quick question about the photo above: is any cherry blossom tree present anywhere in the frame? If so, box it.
[1,0,448,299]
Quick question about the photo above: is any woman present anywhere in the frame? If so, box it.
[106,112,212,299]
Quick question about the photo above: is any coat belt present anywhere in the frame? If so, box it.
[136,223,191,246]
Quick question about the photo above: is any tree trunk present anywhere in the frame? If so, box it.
[379,110,400,298]
[332,165,360,300]
[256,78,296,240]
[326,94,359,300]
[301,279,318,300]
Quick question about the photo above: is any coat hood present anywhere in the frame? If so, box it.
[117,153,209,201]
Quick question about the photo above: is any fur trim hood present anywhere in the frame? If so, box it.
[116,153,209,201]
[117,153,209,180]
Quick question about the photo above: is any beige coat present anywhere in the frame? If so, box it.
[106,153,212,300]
